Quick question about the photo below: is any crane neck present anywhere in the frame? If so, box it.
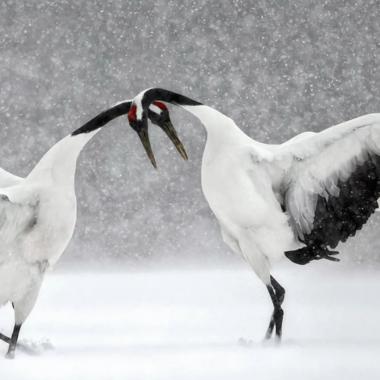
[27,130,99,187]
[180,104,250,144]
[27,101,132,187]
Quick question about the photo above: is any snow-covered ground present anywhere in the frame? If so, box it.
[1,262,380,379]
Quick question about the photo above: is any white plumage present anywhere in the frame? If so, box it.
[0,99,169,358]
[130,88,380,341]
[0,131,95,358]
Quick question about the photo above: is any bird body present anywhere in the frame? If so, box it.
[0,97,184,358]
[185,105,298,282]
[195,107,380,333]
[183,105,380,278]
[0,131,96,327]
[130,88,380,340]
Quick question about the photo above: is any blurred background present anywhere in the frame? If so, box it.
[0,0,379,268]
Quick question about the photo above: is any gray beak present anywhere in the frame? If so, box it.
[137,128,157,168]
[159,121,188,160]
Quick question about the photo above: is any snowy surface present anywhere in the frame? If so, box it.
[1,263,380,379]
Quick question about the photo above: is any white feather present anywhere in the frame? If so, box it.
[0,130,97,326]
[170,105,380,283]
[281,114,380,238]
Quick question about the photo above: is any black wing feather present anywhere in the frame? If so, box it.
[285,154,380,264]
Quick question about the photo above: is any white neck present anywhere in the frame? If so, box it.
[27,130,99,187]
[181,105,249,144]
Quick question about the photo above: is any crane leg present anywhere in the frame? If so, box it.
[1,302,21,347]
[0,302,16,348]
[265,275,285,341]
[5,323,22,359]
[0,332,11,344]
[1,330,45,355]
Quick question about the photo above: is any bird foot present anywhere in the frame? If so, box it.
[285,247,340,265]
[314,250,340,262]
[1,335,53,356]
[5,350,15,359]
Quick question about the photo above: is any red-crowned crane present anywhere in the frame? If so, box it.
[128,87,380,341]
[0,99,187,358]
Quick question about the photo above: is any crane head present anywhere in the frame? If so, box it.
[128,98,188,168]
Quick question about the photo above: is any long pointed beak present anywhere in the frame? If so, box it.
[159,121,188,160]
[137,128,157,168]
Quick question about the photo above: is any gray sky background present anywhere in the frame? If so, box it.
[0,0,379,266]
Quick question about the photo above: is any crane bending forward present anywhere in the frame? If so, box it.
[0,99,187,358]
[129,88,380,341]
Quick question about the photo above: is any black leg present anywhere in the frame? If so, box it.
[0,332,11,344]
[5,324,22,359]
[265,315,275,339]
[1,330,45,355]
[0,300,15,344]
[265,276,285,340]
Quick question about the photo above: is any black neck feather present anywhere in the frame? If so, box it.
[71,101,131,136]
[141,88,202,110]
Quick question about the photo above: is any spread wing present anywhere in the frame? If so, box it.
[281,114,380,254]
